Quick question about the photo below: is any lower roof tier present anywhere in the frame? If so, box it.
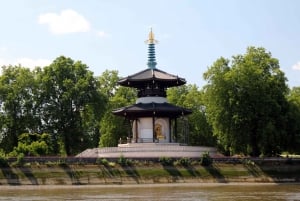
[112,102,192,119]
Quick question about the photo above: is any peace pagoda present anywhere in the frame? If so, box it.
[78,30,217,158]
[113,29,192,144]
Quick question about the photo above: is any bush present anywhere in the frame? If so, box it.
[200,152,212,166]
[9,133,52,157]
[159,157,173,166]
[117,155,132,166]
[0,150,8,167]
[99,158,109,166]
[175,158,192,166]
[11,153,25,167]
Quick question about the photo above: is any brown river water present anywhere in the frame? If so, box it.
[0,183,299,201]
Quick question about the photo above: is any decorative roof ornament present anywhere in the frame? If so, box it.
[145,28,158,45]
[145,28,158,69]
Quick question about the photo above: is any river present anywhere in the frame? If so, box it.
[0,183,299,201]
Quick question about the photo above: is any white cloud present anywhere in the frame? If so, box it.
[0,58,51,69]
[16,58,51,68]
[38,9,90,34]
[292,62,300,70]
[97,31,111,38]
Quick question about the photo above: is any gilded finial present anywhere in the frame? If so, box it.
[145,28,158,44]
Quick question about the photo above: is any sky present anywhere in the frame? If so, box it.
[0,0,300,88]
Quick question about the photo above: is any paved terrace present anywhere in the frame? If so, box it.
[76,143,217,158]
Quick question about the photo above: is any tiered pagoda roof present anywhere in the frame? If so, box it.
[118,68,186,88]
[113,102,192,119]
[112,29,191,119]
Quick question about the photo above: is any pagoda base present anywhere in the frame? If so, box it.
[77,143,217,158]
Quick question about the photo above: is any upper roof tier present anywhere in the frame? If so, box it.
[118,29,186,88]
[118,68,186,88]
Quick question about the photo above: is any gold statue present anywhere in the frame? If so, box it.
[155,123,165,139]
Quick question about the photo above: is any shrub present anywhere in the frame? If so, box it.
[178,157,191,166]
[9,133,52,157]
[108,162,116,167]
[17,153,25,164]
[117,155,132,166]
[0,150,8,167]
[200,152,212,166]
[159,157,173,166]
[57,158,67,167]
[11,153,25,167]
[100,158,109,166]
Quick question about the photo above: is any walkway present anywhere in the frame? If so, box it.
[77,143,217,158]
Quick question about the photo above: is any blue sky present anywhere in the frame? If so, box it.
[0,0,300,88]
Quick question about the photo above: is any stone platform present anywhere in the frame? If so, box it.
[76,143,217,158]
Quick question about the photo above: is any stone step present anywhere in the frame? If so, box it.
[77,144,217,158]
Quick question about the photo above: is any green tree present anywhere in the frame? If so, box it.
[203,47,288,156]
[286,87,300,153]
[98,70,120,98]
[99,87,136,147]
[10,133,52,156]
[98,70,136,147]
[0,66,39,152]
[167,85,215,146]
[38,56,104,155]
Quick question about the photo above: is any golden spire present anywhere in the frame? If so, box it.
[145,28,158,69]
[145,28,158,44]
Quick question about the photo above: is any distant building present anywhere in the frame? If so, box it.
[113,29,192,144]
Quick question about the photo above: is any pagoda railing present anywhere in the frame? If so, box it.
[138,88,166,97]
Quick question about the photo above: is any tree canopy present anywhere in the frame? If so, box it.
[0,66,38,152]
[0,56,106,156]
[98,70,136,147]
[286,87,300,153]
[203,47,289,156]
[37,56,105,155]
[167,85,215,146]
[0,48,299,157]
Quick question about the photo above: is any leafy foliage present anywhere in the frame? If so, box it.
[0,56,106,156]
[0,66,39,152]
[117,155,133,166]
[0,149,8,167]
[37,56,105,155]
[159,156,173,166]
[9,133,52,156]
[203,47,289,156]
[0,50,299,158]
[98,70,136,147]
[286,87,300,153]
[177,157,191,166]
[167,85,215,146]
[200,152,212,166]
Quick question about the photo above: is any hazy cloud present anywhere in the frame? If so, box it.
[0,57,51,69]
[0,58,9,66]
[292,62,300,70]
[97,31,111,38]
[38,9,90,34]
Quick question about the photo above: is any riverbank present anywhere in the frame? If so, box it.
[1,183,300,201]
[1,158,300,185]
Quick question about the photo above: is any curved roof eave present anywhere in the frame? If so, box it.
[118,68,186,87]
[112,102,192,119]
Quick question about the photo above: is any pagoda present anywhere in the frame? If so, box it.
[112,29,192,144]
